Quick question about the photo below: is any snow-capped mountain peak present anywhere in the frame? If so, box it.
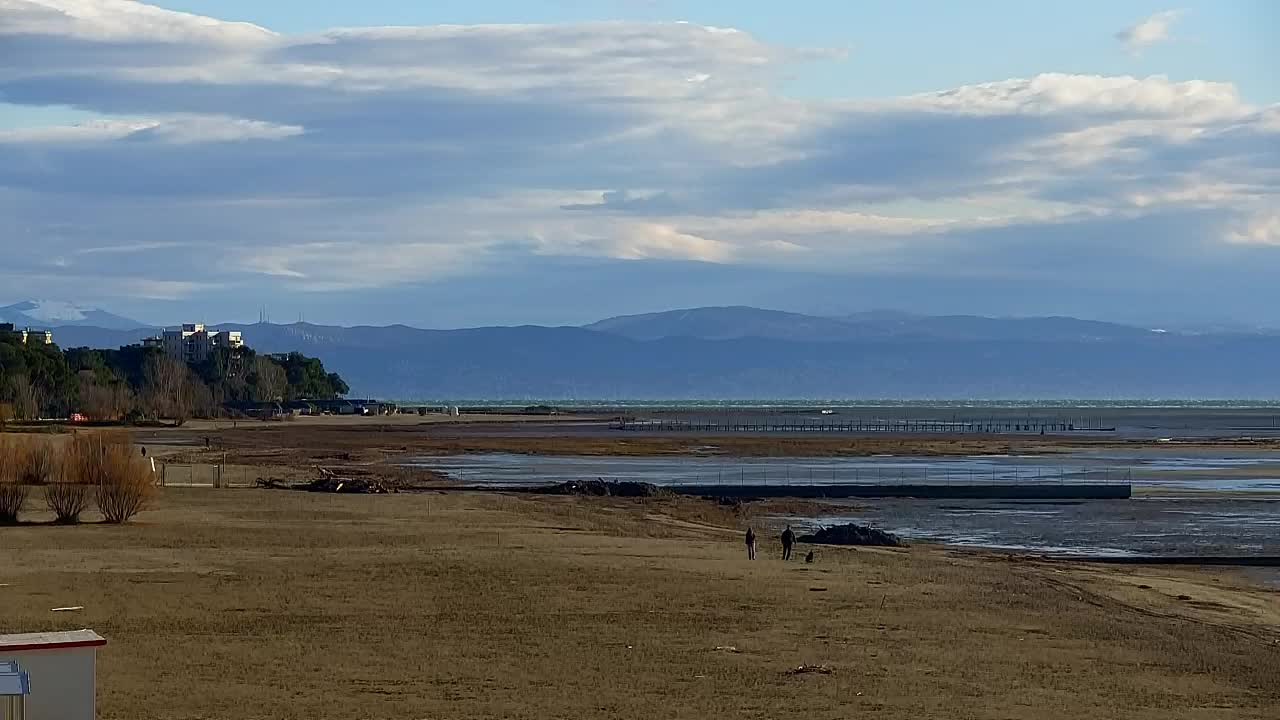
[10,300,89,323]
[0,300,144,330]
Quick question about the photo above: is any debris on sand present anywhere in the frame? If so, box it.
[707,496,763,508]
[712,645,741,653]
[788,664,834,675]
[536,479,668,498]
[798,524,904,548]
[298,477,390,494]
[255,468,391,494]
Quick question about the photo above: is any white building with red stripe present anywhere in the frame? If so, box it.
[0,630,105,720]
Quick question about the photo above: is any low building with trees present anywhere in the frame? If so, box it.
[0,331,347,425]
[0,323,53,346]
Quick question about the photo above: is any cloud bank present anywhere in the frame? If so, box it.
[0,1,1277,325]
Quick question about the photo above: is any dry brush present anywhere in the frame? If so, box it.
[53,434,155,524]
[0,436,32,522]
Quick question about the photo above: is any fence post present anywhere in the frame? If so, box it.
[161,463,167,487]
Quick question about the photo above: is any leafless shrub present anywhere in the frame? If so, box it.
[0,436,32,522]
[95,441,156,524]
[45,479,92,523]
[48,434,109,522]
[17,440,55,485]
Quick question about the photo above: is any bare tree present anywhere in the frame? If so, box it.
[252,356,287,402]
[190,381,215,419]
[79,377,115,421]
[7,374,44,421]
[112,383,136,420]
[78,377,136,422]
[143,356,195,425]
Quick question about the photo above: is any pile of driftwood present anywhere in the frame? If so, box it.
[255,467,391,494]
[798,523,904,547]
[788,664,834,675]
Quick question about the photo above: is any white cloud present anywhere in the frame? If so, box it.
[0,115,303,144]
[913,73,1242,120]
[611,224,734,263]
[0,0,276,43]
[1116,10,1185,54]
[1228,212,1280,246]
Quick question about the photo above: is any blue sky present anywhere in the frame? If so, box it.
[1,1,1277,328]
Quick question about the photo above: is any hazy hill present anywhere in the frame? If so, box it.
[42,308,1280,399]
[589,306,1158,343]
[585,306,863,342]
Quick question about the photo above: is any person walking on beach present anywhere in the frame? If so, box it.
[781,525,795,561]
[745,527,756,560]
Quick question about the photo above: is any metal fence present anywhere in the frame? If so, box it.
[153,462,259,488]
[617,417,1115,434]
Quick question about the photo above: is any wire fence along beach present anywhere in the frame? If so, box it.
[152,463,258,488]
[649,465,1133,488]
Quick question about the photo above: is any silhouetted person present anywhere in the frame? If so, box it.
[745,527,756,560]
[781,525,795,561]
[140,446,146,457]
[805,550,814,564]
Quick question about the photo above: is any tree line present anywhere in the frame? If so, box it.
[0,338,348,424]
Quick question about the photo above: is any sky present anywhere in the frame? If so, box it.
[1,1,1277,328]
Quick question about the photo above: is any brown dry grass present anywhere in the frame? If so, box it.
[1,489,1277,719]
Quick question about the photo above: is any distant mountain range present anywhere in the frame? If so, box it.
[0,300,144,330]
[36,305,1280,399]
[586,306,1159,343]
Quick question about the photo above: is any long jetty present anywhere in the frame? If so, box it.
[617,418,1115,434]
[671,482,1131,500]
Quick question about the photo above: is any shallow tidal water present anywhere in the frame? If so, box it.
[417,451,1280,557]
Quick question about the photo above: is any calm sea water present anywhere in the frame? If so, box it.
[420,452,1280,492]
[804,498,1280,558]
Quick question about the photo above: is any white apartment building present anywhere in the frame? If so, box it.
[0,323,53,346]
[145,323,243,363]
